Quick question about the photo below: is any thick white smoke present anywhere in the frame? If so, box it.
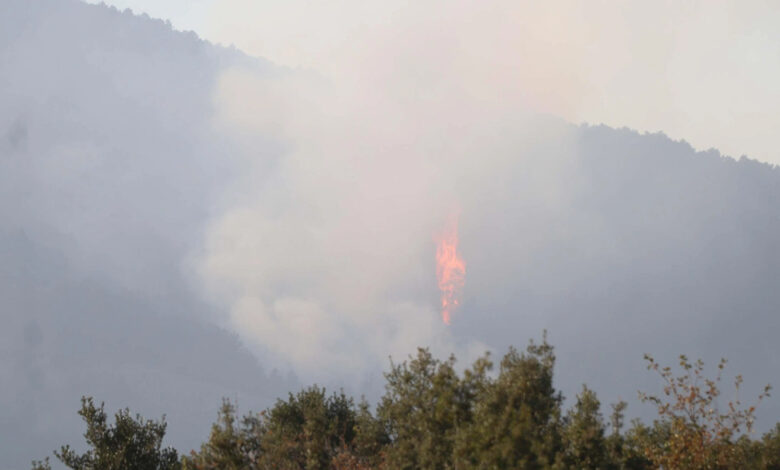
[197,41,579,381]
[199,64,503,380]
[196,2,780,422]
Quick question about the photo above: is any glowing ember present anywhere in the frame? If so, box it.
[435,215,466,325]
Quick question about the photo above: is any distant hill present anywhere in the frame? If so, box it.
[2,1,780,468]
[455,124,780,434]
[0,1,289,467]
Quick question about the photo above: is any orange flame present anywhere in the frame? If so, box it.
[435,215,465,325]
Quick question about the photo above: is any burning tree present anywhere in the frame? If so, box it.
[434,214,466,325]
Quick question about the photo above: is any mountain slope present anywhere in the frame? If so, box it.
[1,1,289,467]
[2,1,780,468]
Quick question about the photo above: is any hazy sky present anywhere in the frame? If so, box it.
[85,0,780,166]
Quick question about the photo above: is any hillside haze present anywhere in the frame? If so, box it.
[2,1,780,468]
[1,1,291,467]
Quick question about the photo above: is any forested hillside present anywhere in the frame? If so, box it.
[2,1,780,468]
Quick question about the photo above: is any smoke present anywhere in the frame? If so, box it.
[4,3,779,465]
[204,0,780,165]
[0,1,775,444]
[197,2,780,426]
[196,3,582,382]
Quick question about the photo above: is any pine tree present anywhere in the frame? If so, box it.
[183,399,255,470]
[456,335,565,470]
[378,348,472,469]
[562,385,610,470]
[33,396,179,470]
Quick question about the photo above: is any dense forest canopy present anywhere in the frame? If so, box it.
[32,336,779,469]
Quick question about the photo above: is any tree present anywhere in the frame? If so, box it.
[183,399,258,470]
[378,348,478,469]
[257,386,358,470]
[603,401,652,470]
[455,334,564,470]
[637,354,772,470]
[347,398,389,468]
[757,424,780,470]
[562,385,610,470]
[33,396,179,470]
[33,338,780,470]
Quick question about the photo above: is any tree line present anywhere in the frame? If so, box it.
[32,334,780,469]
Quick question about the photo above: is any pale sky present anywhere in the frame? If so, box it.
[85,0,780,166]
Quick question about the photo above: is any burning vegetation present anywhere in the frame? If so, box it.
[434,215,466,325]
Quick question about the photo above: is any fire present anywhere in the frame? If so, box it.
[435,215,466,325]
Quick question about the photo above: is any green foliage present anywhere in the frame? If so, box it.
[37,336,780,470]
[758,424,780,470]
[351,398,390,467]
[183,399,259,470]
[33,396,179,470]
[257,386,359,469]
[456,336,565,470]
[377,348,473,469]
[30,457,51,470]
[603,400,653,470]
[562,385,609,470]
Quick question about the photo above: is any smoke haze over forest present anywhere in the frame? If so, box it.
[2,1,780,468]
